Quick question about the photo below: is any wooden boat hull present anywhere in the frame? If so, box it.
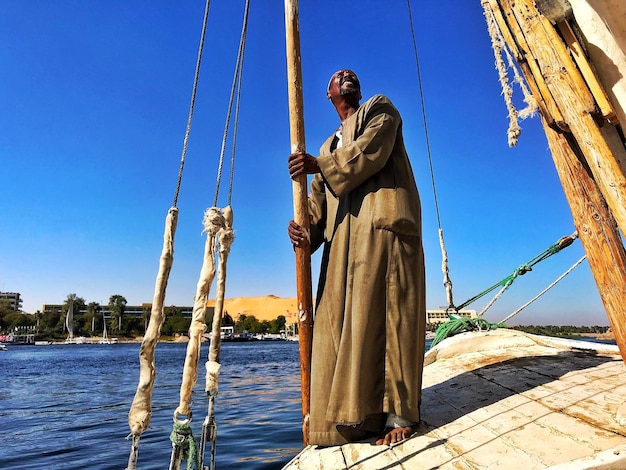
[283,329,626,469]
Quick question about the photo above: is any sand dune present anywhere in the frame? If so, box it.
[207,295,301,323]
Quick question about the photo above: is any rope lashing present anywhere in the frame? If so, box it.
[170,422,202,470]
[174,207,223,422]
[430,316,507,349]
[201,206,234,470]
[455,232,578,313]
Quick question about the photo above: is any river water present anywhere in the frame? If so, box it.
[1,341,303,469]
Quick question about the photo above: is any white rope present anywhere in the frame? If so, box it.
[481,0,538,147]
[439,228,455,309]
[500,255,587,324]
[128,207,178,438]
[174,207,223,422]
[478,275,516,317]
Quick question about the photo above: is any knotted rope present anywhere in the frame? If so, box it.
[170,422,201,470]
[430,316,507,349]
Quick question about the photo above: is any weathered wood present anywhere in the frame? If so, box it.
[494,0,626,359]
[489,0,568,130]
[501,0,626,239]
[556,19,617,123]
[284,0,314,447]
[486,0,555,126]
[541,117,626,362]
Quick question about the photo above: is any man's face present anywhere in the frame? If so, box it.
[327,69,361,102]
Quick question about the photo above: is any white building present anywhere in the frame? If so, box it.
[426,309,477,325]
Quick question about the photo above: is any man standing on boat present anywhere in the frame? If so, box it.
[288,69,426,446]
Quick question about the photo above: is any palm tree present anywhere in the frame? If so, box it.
[86,302,101,333]
[108,295,127,334]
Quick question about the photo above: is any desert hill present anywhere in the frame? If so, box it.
[206,295,300,323]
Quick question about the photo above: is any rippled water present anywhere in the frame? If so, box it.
[0,341,303,469]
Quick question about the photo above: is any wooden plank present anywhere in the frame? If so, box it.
[556,19,618,123]
[282,330,626,469]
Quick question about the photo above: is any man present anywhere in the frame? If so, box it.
[287,69,426,446]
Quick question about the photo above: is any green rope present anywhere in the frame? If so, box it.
[170,422,201,470]
[454,233,577,311]
[430,315,507,349]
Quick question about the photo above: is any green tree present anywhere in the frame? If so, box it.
[108,295,127,334]
[162,305,189,336]
[142,305,151,332]
[85,302,102,334]
[269,315,287,334]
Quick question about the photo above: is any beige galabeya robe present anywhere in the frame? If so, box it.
[307,94,426,445]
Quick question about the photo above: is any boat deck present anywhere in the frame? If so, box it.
[283,329,626,469]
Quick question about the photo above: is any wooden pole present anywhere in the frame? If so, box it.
[498,0,626,238]
[492,0,626,359]
[284,0,313,447]
[542,120,626,362]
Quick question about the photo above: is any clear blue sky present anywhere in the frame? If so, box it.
[0,1,606,326]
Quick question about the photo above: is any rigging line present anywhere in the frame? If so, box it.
[228,49,245,207]
[406,0,441,229]
[407,0,455,308]
[173,0,212,208]
[499,255,587,324]
[213,0,250,208]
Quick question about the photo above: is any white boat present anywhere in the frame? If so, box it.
[0,343,7,351]
[284,329,626,469]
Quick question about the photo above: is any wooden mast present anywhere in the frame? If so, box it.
[490,0,626,360]
[284,0,313,446]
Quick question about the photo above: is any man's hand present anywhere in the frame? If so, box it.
[288,152,320,178]
[287,219,308,248]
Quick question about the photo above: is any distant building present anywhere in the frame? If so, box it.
[0,292,23,312]
[41,303,206,318]
[426,309,477,325]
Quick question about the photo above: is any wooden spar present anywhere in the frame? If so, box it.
[496,0,626,234]
[542,121,626,362]
[284,0,314,446]
[492,0,626,358]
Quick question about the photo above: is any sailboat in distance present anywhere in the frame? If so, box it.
[98,314,118,344]
[64,301,85,344]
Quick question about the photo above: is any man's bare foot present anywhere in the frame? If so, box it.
[374,425,415,445]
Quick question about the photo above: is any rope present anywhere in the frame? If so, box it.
[173,208,222,424]
[500,255,587,324]
[430,316,506,349]
[170,422,201,470]
[481,0,538,147]
[213,0,249,207]
[128,207,178,437]
[406,0,455,309]
[455,232,578,312]
[173,0,212,208]
[128,2,212,466]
